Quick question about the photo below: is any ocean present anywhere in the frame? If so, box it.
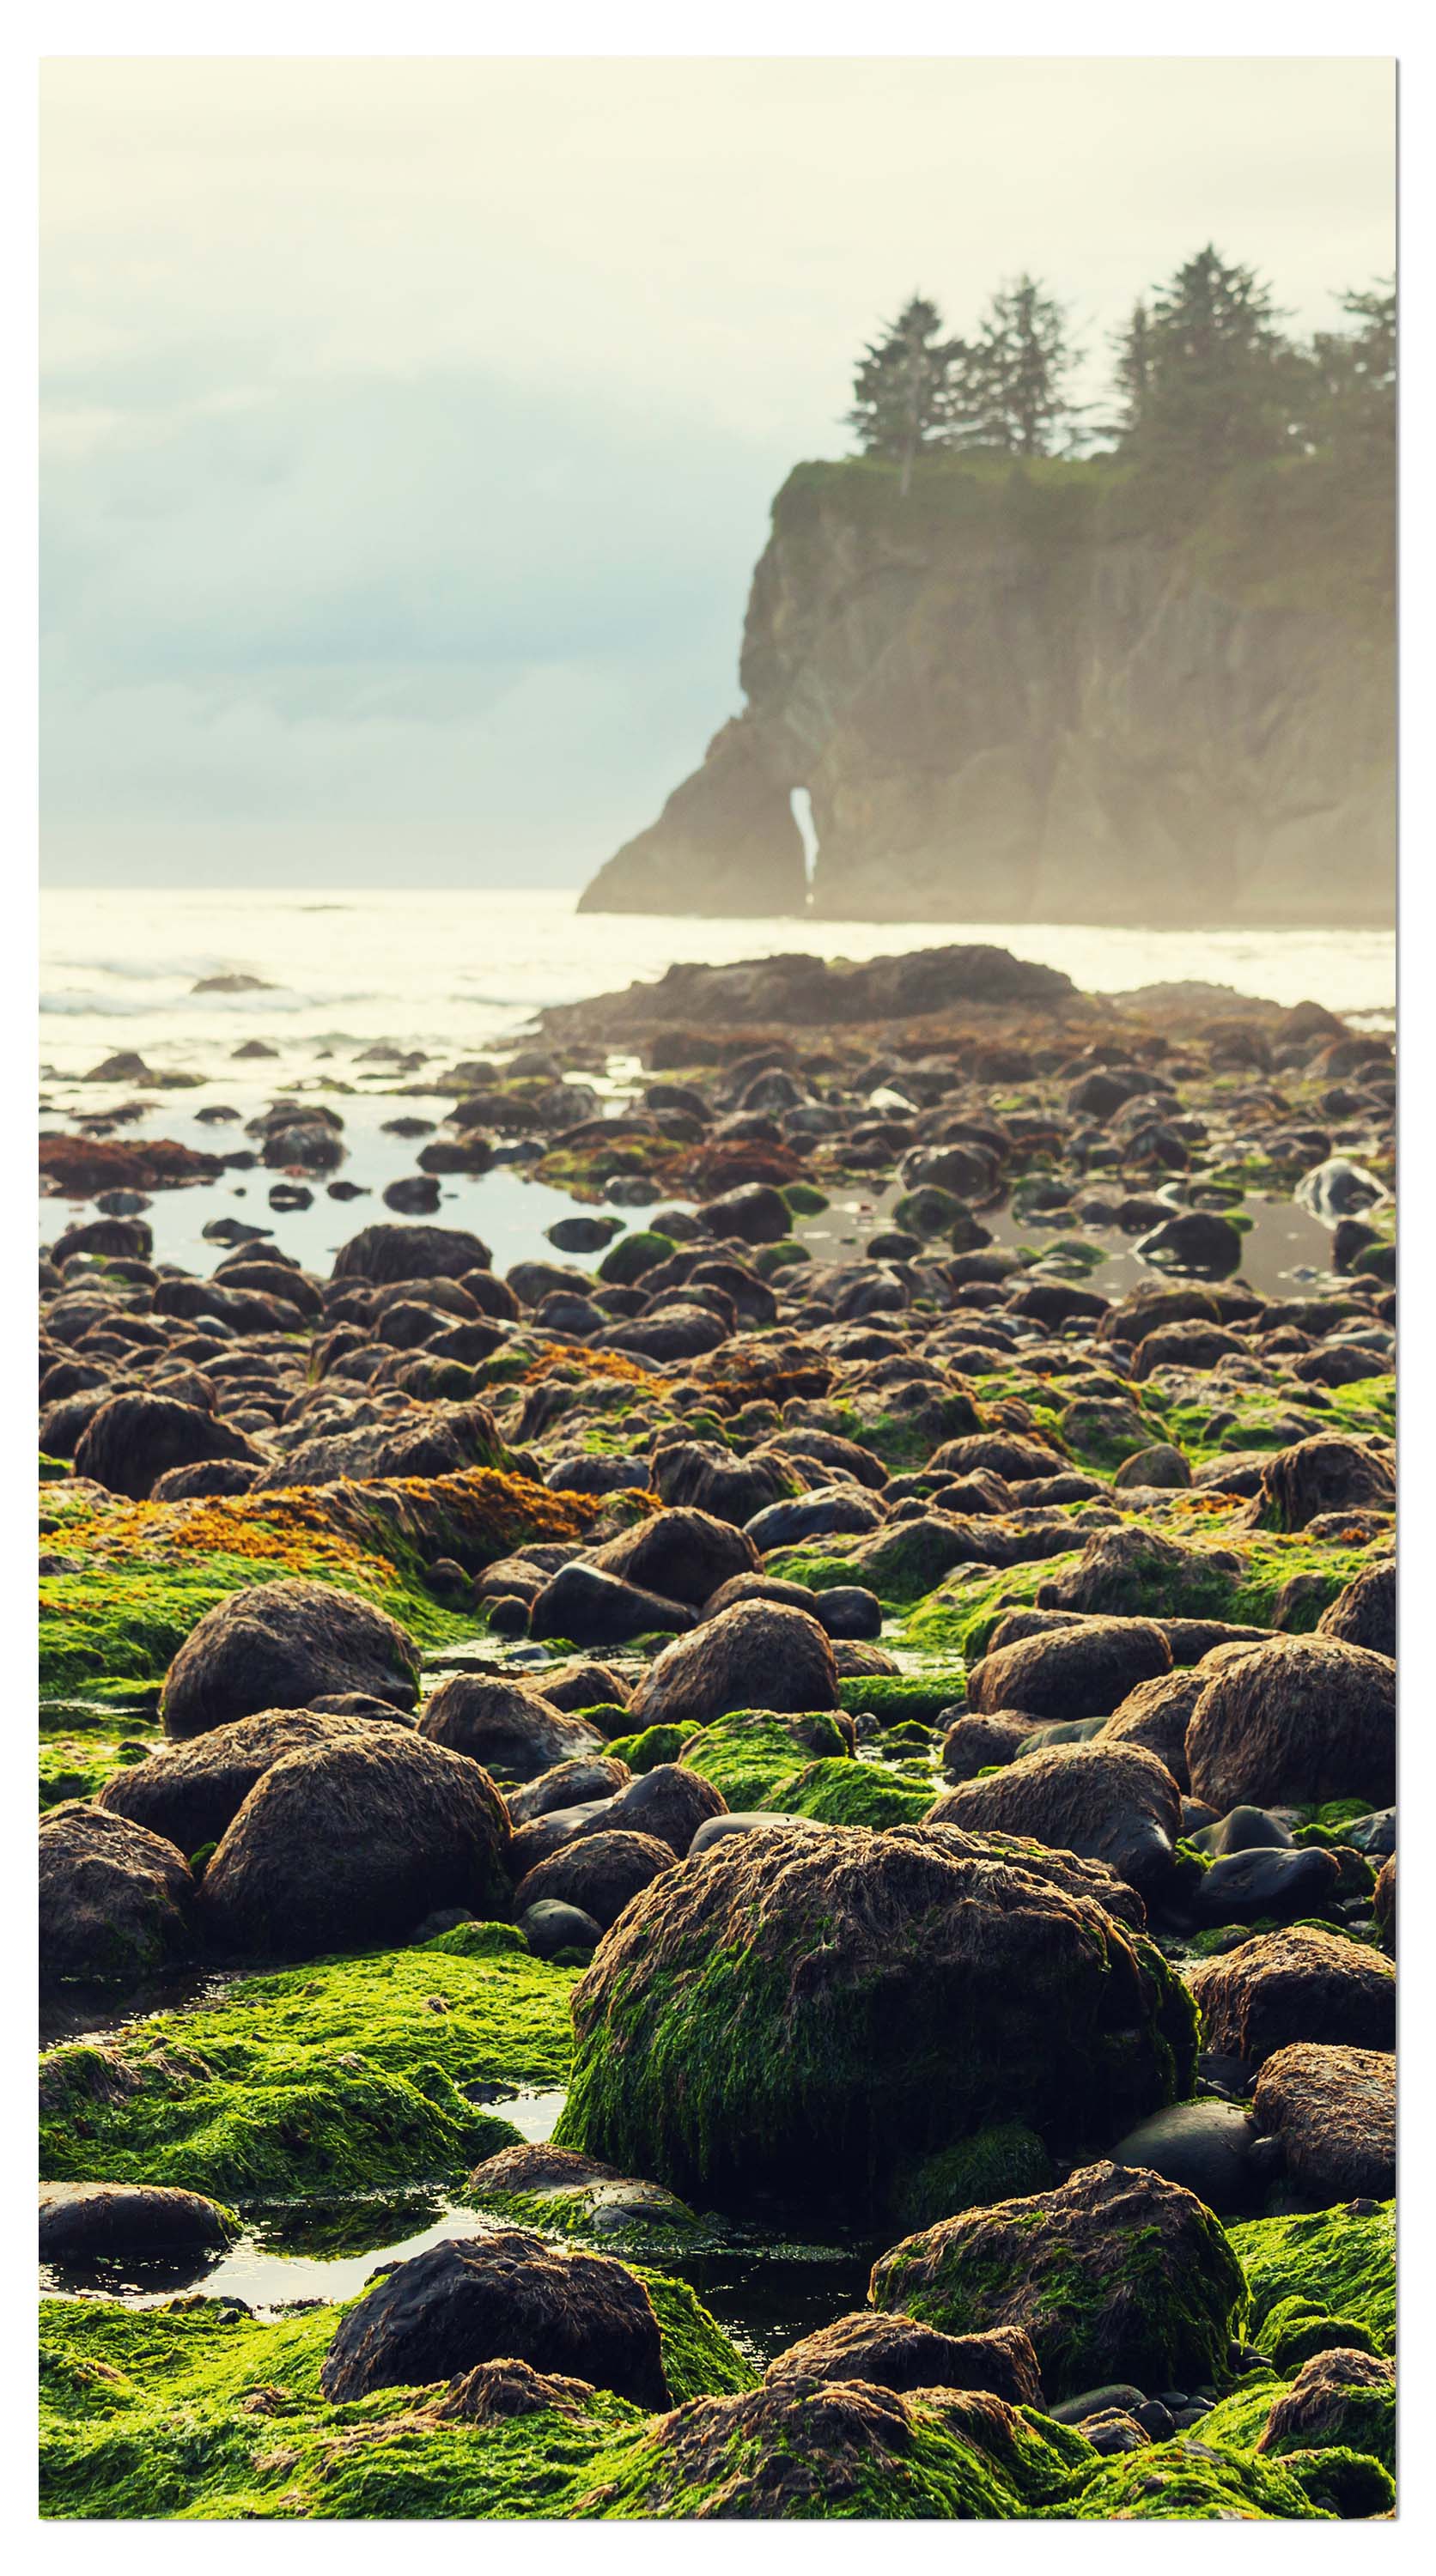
[40,886,1396,1285]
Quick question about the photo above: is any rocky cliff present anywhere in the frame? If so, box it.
[579,455,1395,927]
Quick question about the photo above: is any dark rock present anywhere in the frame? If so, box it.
[869,2161,1245,2403]
[161,1580,422,1739]
[967,1619,1171,1723]
[506,1757,633,1827]
[40,2181,237,2260]
[1251,2043,1395,2200]
[513,1830,678,1930]
[95,1707,415,1852]
[417,1676,605,1783]
[515,1899,605,1959]
[764,2313,1043,2407]
[1192,1844,1342,1927]
[72,1393,265,1500]
[200,1732,510,1959]
[1257,1436,1395,1531]
[332,1224,492,1285]
[588,1508,758,1607]
[40,1803,196,1984]
[1186,1926,1396,2066]
[528,1564,696,1649]
[926,1742,1182,1898]
[319,2230,669,2408]
[1098,1668,1208,1792]
[625,1600,839,1730]
[1109,2100,1261,2215]
[1316,1560,1396,1658]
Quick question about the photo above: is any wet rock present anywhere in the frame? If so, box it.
[966,1619,1172,1723]
[650,1438,797,1524]
[513,1830,678,1930]
[426,2357,600,2423]
[40,1803,196,1984]
[1112,1443,1192,1490]
[625,1600,839,1731]
[587,1507,758,1607]
[1108,2100,1261,2215]
[926,1742,1182,1898]
[1186,1926,1396,2066]
[417,1675,605,1783]
[539,1660,633,1715]
[95,1707,416,1853]
[506,1757,633,1826]
[1038,1527,1244,1621]
[331,1223,492,1285]
[40,2181,237,2260]
[161,1580,423,1740]
[1256,2344,1396,2470]
[72,1392,265,1500]
[697,1182,791,1243]
[1190,1843,1342,1928]
[1316,1559,1396,1658]
[1257,1436,1395,1531]
[1098,1668,1208,1792]
[764,2314,1044,2406]
[1185,1637,1395,1811]
[555,1824,1196,2216]
[1251,2044,1396,2201]
[319,2229,670,2408]
[527,1564,696,1649]
[1189,1803,1293,1856]
[594,1763,728,1856]
[869,2161,1245,2403]
[516,1899,604,1959]
[939,1713,1037,1783]
[200,1731,510,1959]
[1133,1210,1244,1278]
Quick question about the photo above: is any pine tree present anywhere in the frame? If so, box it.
[846,295,964,495]
[1110,298,1155,445]
[1305,279,1396,461]
[1134,244,1299,477]
[953,275,1085,458]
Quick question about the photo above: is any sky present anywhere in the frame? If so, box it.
[40,55,1396,888]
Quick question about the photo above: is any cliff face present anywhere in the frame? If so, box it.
[579,458,1395,926]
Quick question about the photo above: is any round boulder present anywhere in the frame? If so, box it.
[72,1392,265,1501]
[1185,1637,1395,1811]
[513,1830,677,1932]
[1250,2043,1396,2202]
[1316,1560,1396,1658]
[965,1619,1171,1724]
[1185,1925,1396,2067]
[318,2228,669,2408]
[417,1676,605,1783]
[869,2160,1246,2403]
[1258,1437,1395,1531]
[554,1823,1196,2216]
[199,1731,510,1959]
[161,1579,422,1741]
[40,1803,196,1984]
[925,1743,1183,1898]
[1098,1668,1208,1792]
[40,2181,237,2262]
[625,1601,839,1731]
[94,1708,413,1854]
[764,2314,1043,2407]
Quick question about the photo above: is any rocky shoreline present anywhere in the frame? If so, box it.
[39,945,1396,2520]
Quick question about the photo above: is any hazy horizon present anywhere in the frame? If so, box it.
[41,56,1396,890]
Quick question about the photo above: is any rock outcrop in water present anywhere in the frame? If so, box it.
[580,458,1395,926]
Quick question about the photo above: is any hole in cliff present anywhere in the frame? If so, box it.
[791,788,818,904]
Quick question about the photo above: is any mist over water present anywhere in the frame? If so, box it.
[40,886,1396,1079]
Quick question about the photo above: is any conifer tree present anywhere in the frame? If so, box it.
[1133,244,1299,476]
[954,274,1085,457]
[846,295,964,494]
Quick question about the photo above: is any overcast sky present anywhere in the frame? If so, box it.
[40,55,1396,888]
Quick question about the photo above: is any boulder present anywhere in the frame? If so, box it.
[200,1732,510,1959]
[764,2314,1043,2407]
[650,1439,797,1525]
[417,1675,605,1783]
[94,1707,415,1853]
[1098,1668,1207,1792]
[506,1757,633,1827]
[1251,2044,1396,2201]
[593,1763,728,1856]
[39,1803,196,1984]
[332,1223,492,1284]
[1185,1926,1396,2066]
[966,1619,1171,1723]
[925,1743,1183,1898]
[1185,1637,1395,1811]
[39,2181,237,2261]
[538,1660,633,1715]
[1037,1527,1244,1621]
[587,1508,758,1607]
[513,1831,678,1931]
[161,1580,422,1740]
[528,1564,695,1649]
[554,1823,1196,2216]
[1258,1437,1395,1531]
[72,1393,265,1500]
[1191,1844,1342,1928]
[319,2229,669,2408]
[625,1601,839,1731]
[1256,2347,1396,2470]
[869,2161,1246,2403]
[1107,2100,1262,2215]
[1316,1560,1396,1658]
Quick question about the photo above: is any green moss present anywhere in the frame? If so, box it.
[40,2267,751,2520]
[836,1675,964,1725]
[679,1709,852,1810]
[1256,2296,1378,2372]
[890,2123,1054,2231]
[1230,2202,1396,2355]
[781,1182,829,1217]
[598,1230,674,1285]
[40,1731,156,1808]
[786,1759,934,1829]
[605,1723,688,1773]
[40,1944,577,2202]
[1054,2437,1338,2521]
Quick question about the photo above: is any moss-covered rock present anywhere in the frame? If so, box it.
[1229,2201,1396,2354]
[870,2161,1247,2403]
[678,1708,853,1809]
[39,1941,577,2201]
[556,1825,1197,2218]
